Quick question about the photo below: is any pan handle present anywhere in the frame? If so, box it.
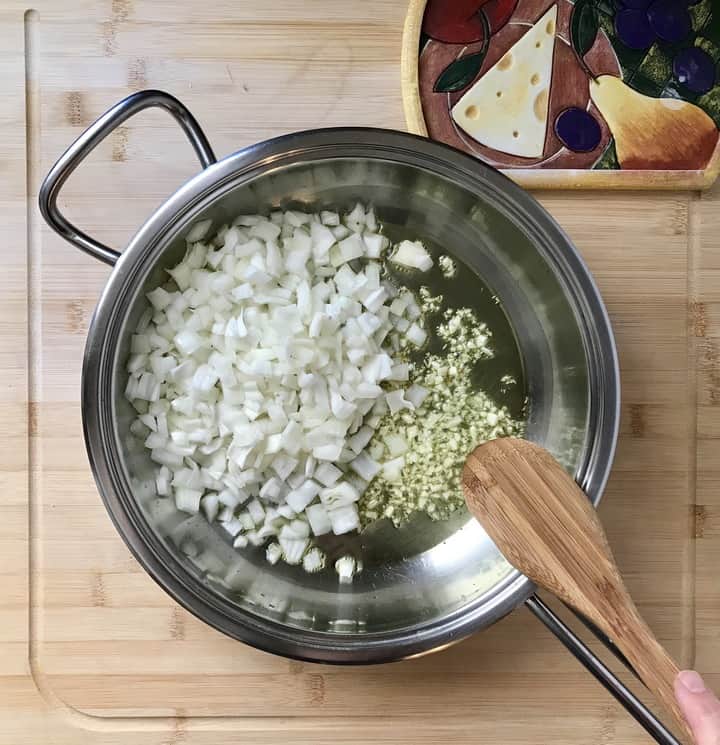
[39,90,216,266]
[526,595,683,745]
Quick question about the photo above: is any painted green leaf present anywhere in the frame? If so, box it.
[434,11,490,93]
[570,0,599,62]
[593,138,620,170]
[434,52,485,92]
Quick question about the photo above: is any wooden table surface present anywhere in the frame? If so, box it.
[1,1,718,743]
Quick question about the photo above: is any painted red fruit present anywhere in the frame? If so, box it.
[423,0,519,44]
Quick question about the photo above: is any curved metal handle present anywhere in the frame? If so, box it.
[526,595,682,745]
[38,89,217,266]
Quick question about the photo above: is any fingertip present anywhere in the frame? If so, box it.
[677,670,707,694]
[674,670,720,745]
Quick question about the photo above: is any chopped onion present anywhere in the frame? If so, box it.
[329,504,360,535]
[305,503,332,536]
[125,205,435,576]
[303,547,326,572]
[186,219,212,243]
[350,452,381,482]
[266,542,282,565]
[175,487,202,514]
[201,493,220,522]
[314,462,343,487]
[319,481,360,509]
[405,323,427,347]
[385,389,413,415]
[335,555,357,584]
[390,240,433,272]
[381,456,405,482]
[279,535,309,564]
[405,384,429,409]
[286,479,321,512]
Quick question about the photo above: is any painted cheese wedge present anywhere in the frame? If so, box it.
[451,5,558,158]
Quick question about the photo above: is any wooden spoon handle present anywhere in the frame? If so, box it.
[603,601,687,741]
[462,438,692,742]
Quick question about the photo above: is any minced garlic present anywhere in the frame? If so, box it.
[359,296,524,526]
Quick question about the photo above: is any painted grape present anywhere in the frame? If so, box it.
[555,108,602,152]
[674,47,717,94]
[615,8,655,50]
[647,0,692,44]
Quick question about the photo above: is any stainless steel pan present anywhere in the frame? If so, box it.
[41,90,678,744]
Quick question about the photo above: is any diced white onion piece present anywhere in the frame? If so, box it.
[175,487,202,514]
[405,383,429,409]
[362,287,388,313]
[279,535,309,565]
[363,233,386,259]
[147,287,172,310]
[232,283,253,301]
[186,219,212,243]
[286,479,322,512]
[246,530,265,546]
[277,504,296,519]
[259,477,282,500]
[386,389,413,415]
[272,454,298,481]
[218,488,245,509]
[405,323,427,347]
[250,220,281,242]
[388,363,409,381]
[330,391,356,419]
[314,462,343,487]
[221,518,244,537]
[350,452,381,482]
[390,240,433,271]
[336,234,365,265]
[319,481,360,509]
[266,542,282,565]
[384,434,408,457]
[303,547,326,572]
[321,210,340,226]
[335,555,357,583]
[310,222,336,263]
[406,301,421,320]
[174,329,203,356]
[247,499,265,524]
[329,503,360,535]
[382,456,405,482]
[304,503,331,536]
[283,519,310,539]
[201,493,220,522]
[389,295,410,316]
[238,512,255,531]
[312,442,344,461]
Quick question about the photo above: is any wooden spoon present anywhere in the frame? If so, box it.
[462,437,691,742]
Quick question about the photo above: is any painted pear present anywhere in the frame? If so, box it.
[590,75,718,170]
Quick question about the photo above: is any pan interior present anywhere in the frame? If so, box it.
[108,155,590,642]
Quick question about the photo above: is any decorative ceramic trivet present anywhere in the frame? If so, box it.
[401,0,720,188]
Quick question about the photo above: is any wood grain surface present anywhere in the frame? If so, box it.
[463,438,692,741]
[0,1,718,744]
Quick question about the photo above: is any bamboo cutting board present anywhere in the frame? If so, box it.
[1,1,719,743]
